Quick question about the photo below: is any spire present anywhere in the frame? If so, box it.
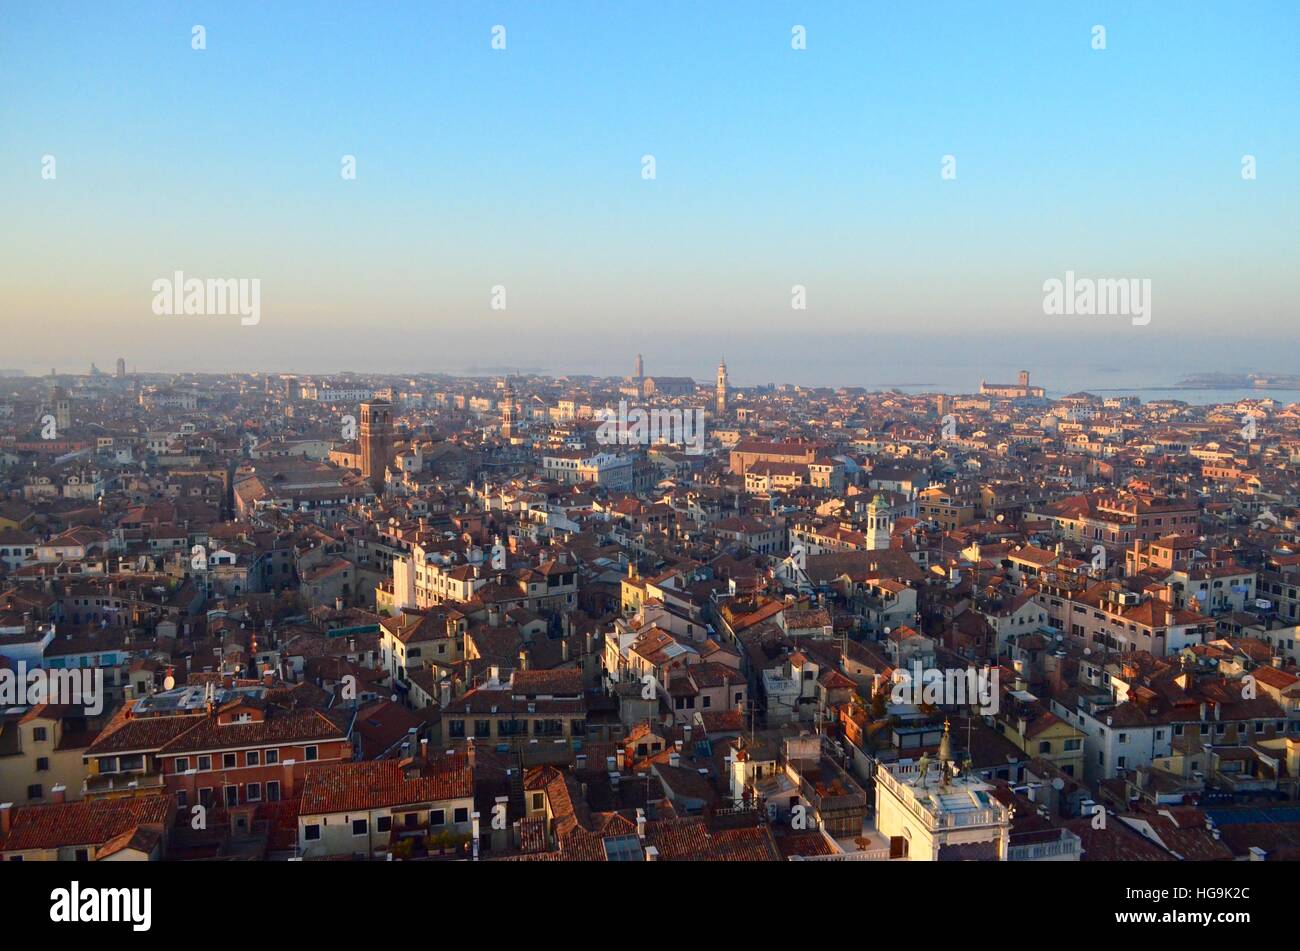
[938,717,952,765]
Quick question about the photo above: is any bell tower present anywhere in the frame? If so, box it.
[501,378,517,440]
[715,358,728,417]
[359,398,392,493]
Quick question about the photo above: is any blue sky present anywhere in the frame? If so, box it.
[1,1,1297,378]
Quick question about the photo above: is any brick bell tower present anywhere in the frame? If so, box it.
[359,398,392,493]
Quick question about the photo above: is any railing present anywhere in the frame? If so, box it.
[83,771,167,795]
[875,766,1006,831]
[1008,829,1082,861]
[791,848,892,862]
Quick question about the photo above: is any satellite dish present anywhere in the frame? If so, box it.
[1051,778,1065,791]
[163,673,175,690]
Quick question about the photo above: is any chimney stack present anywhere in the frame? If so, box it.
[50,784,66,804]
[0,803,11,836]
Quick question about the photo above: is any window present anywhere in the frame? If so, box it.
[247,783,262,802]
[267,781,280,802]
[352,818,368,836]
[266,749,279,765]
[176,757,190,772]
[33,727,48,742]
[305,746,319,761]
[223,753,238,769]
[454,807,469,824]
[531,792,544,811]
[27,784,42,800]
[198,755,212,770]
[430,809,446,826]
[377,816,391,833]
[305,824,321,841]
[176,790,188,808]
[247,751,260,766]
[36,757,49,772]
[224,785,238,806]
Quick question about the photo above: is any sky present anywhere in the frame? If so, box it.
[1,1,1297,385]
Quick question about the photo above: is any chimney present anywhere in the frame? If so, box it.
[281,759,297,799]
[669,751,681,767]
[683,724,692,745]
[561,639,570,663]
[335,596,344,612]
[50,784,66,804]
[576,753,587,770]
[616,749,626,771]
[585,631,594,655]
[1249,846,1267,862]
[518,649,528,671]
[467,738,477,772]
[636,808,646,840]
[262,668,274,688]
[471,812,481,861]
[420,738,429,762]
[440,680,452,708]
[0,803,11,836]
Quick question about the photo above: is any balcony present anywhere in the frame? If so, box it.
[83,770,166,797]
[1008,828,1082,861]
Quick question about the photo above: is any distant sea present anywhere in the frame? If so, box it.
[31,329,1300,408]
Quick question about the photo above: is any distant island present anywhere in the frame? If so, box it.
[1175,372,1300,389]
